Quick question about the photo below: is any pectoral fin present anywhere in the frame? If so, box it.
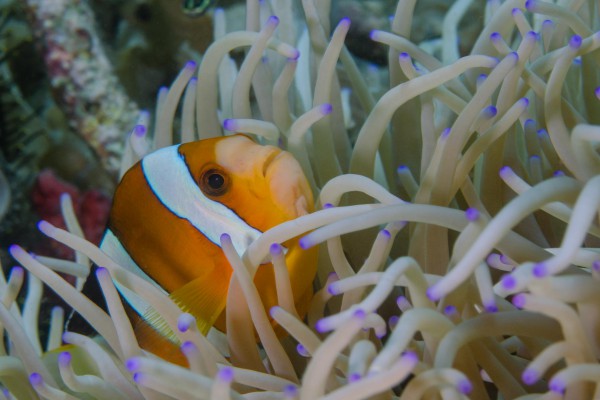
[167,271,230,335]
[132,273,230,365]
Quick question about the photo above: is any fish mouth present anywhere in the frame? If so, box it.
[262,148,313,219]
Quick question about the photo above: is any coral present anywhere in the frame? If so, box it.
[24,0,140,176]
[2,0,600,399]
[31,170,110,259]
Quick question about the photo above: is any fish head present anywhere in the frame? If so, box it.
[180,134,313,229]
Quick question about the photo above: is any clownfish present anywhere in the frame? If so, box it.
[99,134,317,361]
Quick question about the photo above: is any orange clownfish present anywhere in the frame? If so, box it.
[99,134,317,361]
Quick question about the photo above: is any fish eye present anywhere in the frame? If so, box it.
[200,168,229,196]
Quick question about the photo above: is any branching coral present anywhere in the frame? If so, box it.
[2,0,600,399]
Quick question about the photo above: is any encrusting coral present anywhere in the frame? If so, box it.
[24,0,140,176]
[2,0,600,399]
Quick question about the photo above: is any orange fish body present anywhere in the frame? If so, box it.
[100,134,316,361]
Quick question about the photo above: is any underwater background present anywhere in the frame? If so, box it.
[1,0,600,399]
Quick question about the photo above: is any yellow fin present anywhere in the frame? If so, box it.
[133,274,229,364]
[168,273,229,335]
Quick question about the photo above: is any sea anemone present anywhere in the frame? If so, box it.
[2,0,600,399]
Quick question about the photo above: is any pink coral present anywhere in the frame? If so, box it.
[31,169,110,259]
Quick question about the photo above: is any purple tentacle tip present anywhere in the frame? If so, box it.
[180,341,196,354]
[267,15,279,25]
[553,170,565,177]
[284,384,298,397]
[465,208,479,222]
[314,319,328,333]
[520,97,530,107]
[498,165,512,178]
[348,372,361,382]
[532,263,547,278]
[521,368,539,385]
[443,305,457,316]
[592,260,600,271]
[299,236,311,250]
[323,202,334,209]
[484,304,498,313]
[542,19,554,27]
[296,343,309,357]
[134,124,146,136]
[380,229,391,239]
[353,308,366,319]
[320,103,333,115]
[339,17,351,27]
[397,164,408,172]
[525,30,538,40]
[59,192,72,203]
[223,119,236,131]
[569,35,582,48]
[185,60,197,70]
[490,32,501,41]
[501,274,516,290]
[402,350,418,363]
[177,313,195,332]
[441,127,451,138]
[218,367,234,383]
[270,243,282,256]
[399,52,411,61]
[95,267,109,278]
[512,293,527,309]
[369,30,380,41]
[549,378,566,393]
[133,372,144,384]
[37,220,54,235]
[525,0,535,10]
[457,378,473,394]
[426,287,440,302]
[58,351,71,366]
[483,105,497,118]
[29,372,43,386]
[8,244,24,259]
[375,328,387,339]
[126,358,140,372]
[388,315,399,326]
[9,266,23,277]
[269,306,281,318]
[327,283,338,296]
[595,87,600,100]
